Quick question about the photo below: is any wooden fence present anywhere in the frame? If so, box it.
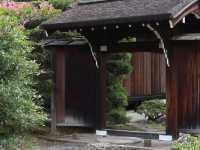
[124,52,166,99]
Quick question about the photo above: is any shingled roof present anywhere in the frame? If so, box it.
[41,0,199,30]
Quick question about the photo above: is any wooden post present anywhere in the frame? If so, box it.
[55,49,66,123]
[166,49,178,139]
[96,53,106,129]
[51,49,56,134]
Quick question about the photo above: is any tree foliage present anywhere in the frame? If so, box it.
[106,53,132,124]
[0,12,46,134]
[0,1,64,148]
[5,0,61,111]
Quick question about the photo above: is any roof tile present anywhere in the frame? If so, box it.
[42,0,198,30]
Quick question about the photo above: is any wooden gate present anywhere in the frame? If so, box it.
[65,49,98,127]
[167,42,200,132]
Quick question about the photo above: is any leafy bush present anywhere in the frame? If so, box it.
[48,0,73,10]
[137,100,166,121]
[24,2,61,110]
[0,13,47,133]
[106,76,128,111]
[1,1,61,112]
[173,135,200,150]
[108,108,130,124]
[106,53,132,124]
[0,135,35,150]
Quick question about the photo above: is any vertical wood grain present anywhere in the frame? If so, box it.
[55,49,66,123]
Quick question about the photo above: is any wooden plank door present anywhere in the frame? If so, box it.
[65,49,98,127]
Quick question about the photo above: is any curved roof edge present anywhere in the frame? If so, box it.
[41,0,200,31]
[170,0,200,27]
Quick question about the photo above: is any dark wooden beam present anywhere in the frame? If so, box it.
[96,53,107,129]
[173,14,200,36]
[51,50,57,134]
[82,25,158,43]
[166,48,178,139]
[98,41,162,53]
[55,48,66,123]
[46,40,162,53]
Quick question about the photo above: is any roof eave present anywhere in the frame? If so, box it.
[41,13,171,32]
[170,0,200,27]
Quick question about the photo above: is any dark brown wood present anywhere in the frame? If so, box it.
[51,50,57,134]
[166,48,178,139]
[46,40,162,53]
[166,41,200,138]
[55,49,66,123]
[176,42,200,130]
[96,53,107,129]
[99,41,162,53]
[124,52,166,98]
[65,49,98,127]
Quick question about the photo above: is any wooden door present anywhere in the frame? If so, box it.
[65,49,98,127]
[175,43,200,130]
[167,41,200,137]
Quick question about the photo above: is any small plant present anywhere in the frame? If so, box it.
[173,135,200,150]
[137,99,166,121]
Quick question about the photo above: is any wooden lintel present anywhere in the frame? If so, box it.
[48,40,162,53]
[97,41,162,53]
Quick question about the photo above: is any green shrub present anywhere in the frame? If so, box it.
[137,100,166,121]
[24,2,61,110]
[0,13,47,133]
[108,108,130,124]
[173,135,200,150]
[106,53,132,124]
[0,135,35,150]
[106,76,128,111]
[1,0,62,113]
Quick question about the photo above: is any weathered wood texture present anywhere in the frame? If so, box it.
[64,49,106,127]
[167,41,200,138]
[124,52,166,98]
[96,53,107,129]
[55,49,66,123]
[166,48,178,139]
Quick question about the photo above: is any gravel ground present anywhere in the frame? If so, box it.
[36,141,172,150]
[34,134,172,150]
[34,140,86,150]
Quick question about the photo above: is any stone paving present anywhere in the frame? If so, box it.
[36,134,172,150]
